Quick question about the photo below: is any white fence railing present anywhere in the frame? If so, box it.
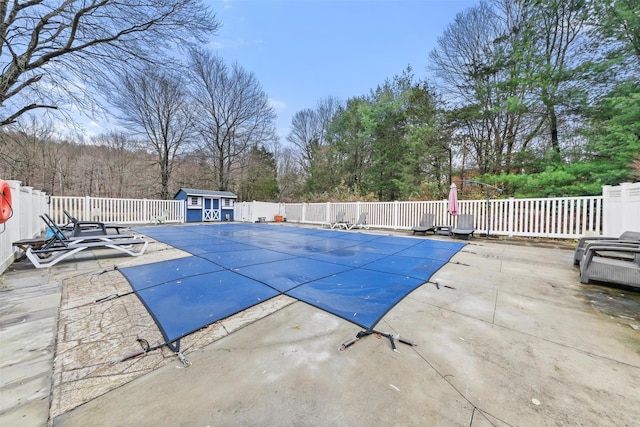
[267,196,603,239]
[0,181,48,273]
[0,188,187,274]
[3,181,639,275]
[48,196,185,225]
[233,201,286,223]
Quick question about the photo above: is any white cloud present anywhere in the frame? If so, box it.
[206,38,263,51]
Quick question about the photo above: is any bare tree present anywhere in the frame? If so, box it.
[0,115,76,194]
[525,0,589,156]
[287,96,342,174]
[0,115,53,186]
[287,108,320,173]
[316,96,342,144]
[430,0,542,174]
[188,49,278,191]
[0,0,220,127]
[430,2,503,173]
[91,132,142,198]
[111,67,196,199]
[276,145,305,201]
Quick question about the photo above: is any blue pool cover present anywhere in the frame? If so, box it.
[120,224,465,343]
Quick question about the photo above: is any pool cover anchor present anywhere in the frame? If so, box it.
[339,329,417,352]
[117,338,191,367]
[166,340,191,367]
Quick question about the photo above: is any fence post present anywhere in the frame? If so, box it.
[302,203,307,223]
[82,196,89,220]
[595,196,602,236]
[29,190,42,237]
[602,185,615,236]
[326,202,331,224]
[508,197,515,237]
[393,200,399,230]
[9,180,22,243]
[603,182,640,236]
[50,194,59,223]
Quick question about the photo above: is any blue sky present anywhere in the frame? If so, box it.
[78,0,478,142]
[206,0,478,143]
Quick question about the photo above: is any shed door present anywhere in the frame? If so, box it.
[203,197,220,221]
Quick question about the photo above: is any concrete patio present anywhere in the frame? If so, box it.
[1,225,639,426]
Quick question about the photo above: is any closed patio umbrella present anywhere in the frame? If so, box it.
[448,183,459,216]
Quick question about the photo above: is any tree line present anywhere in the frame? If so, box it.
[1,0,638,202]
[290,0,639,201]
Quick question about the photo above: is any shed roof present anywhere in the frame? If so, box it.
[176,188,237,198]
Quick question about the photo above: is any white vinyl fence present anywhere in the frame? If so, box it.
[2,181,638,275]
[255,195,603,239]
[48,196,185,225]
[0,181,48,273]
[602,182,640,236]
[0,188,183,274]
[233,201,286,223]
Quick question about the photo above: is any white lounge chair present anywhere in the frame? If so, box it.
[346,212,368,230]
[23,215,148,268]
[329,212,348,229]
[151,210,169,224]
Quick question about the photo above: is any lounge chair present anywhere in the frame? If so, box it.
[451,214,475,239]
[62,209,129,236]
[43,213,107,239]
[412,213,436,235]
[573,231,640,266]
[346,212,369,230]
[151,210,169,224]
[24,215,147,268]
[579,243,640,289]
[329,212,348,229]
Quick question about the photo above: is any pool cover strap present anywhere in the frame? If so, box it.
[118,338,191,367]
[340,328,417,352]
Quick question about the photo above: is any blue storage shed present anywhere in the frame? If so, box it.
[174,188,238,222]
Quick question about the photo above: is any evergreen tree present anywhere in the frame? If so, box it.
[240,145,280,202]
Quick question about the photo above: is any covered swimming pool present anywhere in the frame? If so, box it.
[121,224,465,345]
